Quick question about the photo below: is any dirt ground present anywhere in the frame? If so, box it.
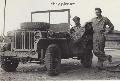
[0,49,120,81]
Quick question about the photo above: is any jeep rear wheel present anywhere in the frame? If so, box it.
[45,44,61,76]
[1,57,19,72]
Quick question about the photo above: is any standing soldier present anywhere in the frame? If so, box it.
[91,8,114,70]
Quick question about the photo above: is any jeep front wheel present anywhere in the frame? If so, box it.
[45,44,61,76]
[1,57,19,72]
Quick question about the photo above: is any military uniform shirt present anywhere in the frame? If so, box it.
[91,16,114,33]
[70,25,85,41]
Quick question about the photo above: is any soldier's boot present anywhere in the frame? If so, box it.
[96,55,112,70]
[107,55,112,63]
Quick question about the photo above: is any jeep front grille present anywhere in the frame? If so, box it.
[13,31,34,51]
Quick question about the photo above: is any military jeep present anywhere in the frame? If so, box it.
[0,9,93,76]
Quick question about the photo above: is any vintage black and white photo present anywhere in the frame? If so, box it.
[0,0,120,80]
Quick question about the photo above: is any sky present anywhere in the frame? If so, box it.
[0,0,120,35]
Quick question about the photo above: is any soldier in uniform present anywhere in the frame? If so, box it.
[91,8,114,70]
[70,16,83,40]
[70,16,93,68]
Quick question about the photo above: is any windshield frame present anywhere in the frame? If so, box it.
[31,9,70,26]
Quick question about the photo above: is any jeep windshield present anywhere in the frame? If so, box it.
[31,9,70,32]
[31,9,70,24]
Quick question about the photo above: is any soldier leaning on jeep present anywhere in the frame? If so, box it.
[90,8,114,70]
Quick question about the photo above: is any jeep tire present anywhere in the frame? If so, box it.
[45,44,61,76]
[1,56,19,72]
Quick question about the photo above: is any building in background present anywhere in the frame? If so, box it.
[106,30,120,49]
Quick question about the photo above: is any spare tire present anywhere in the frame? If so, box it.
[20,22,50,31]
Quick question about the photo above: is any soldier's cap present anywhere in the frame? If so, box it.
[95,8,102,12]
[72,16,80,21]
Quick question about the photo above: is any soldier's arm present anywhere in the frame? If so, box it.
[106,17,114,33]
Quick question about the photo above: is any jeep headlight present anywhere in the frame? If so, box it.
[34,31,42,39]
